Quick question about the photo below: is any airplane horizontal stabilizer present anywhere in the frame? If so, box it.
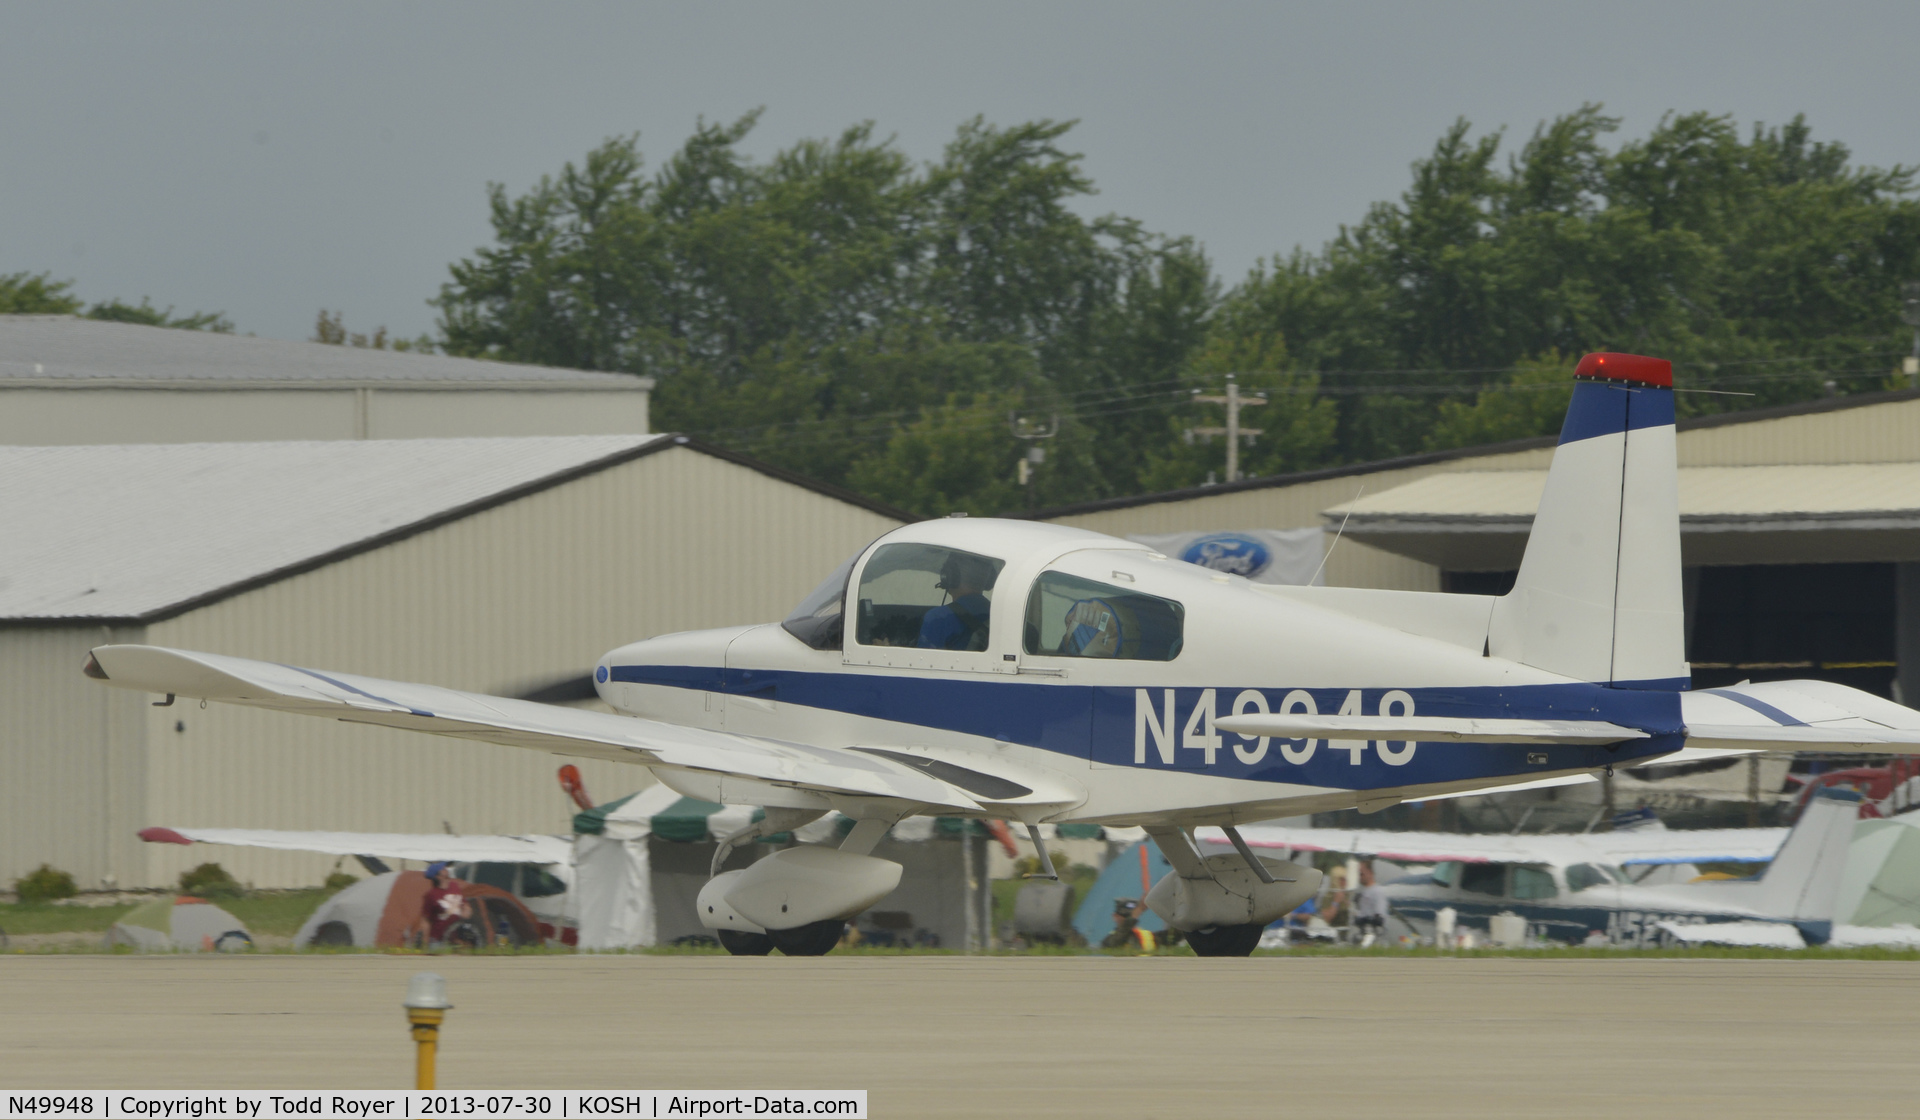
[85,644,996,812]
[1211,713,1648,745]
[1682,679,1920,755]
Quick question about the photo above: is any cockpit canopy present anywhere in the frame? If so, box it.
[781,521,1186,661]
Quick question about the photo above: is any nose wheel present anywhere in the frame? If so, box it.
[716,929,774,956]
[766,919,846,957]
[1182,922,1265,957]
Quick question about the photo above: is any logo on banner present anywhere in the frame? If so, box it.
[1180,533,1271,578]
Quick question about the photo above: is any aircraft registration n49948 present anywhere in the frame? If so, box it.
[82,351,1920,956]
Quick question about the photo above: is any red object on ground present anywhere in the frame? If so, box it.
[558,764,594,811]
[1576,352,1673,388]
[985,819,1019,859]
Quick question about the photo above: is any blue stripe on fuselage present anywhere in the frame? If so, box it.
[608,665,1683,791]
[1558,381,1675,445]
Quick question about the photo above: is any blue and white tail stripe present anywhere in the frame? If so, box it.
[1490,352,1688,689]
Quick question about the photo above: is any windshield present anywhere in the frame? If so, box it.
[781,550,862,651]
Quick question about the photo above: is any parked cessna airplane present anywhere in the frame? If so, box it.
[82,352,1920,956]
[1196,786,1861,947]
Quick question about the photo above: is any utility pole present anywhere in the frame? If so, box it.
[1901,281,1920,388]
[1009,413,1058,488]
[1191,374,1265,483]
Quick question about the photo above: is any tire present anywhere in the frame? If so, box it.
[1183,922,1265,957]
[768,919,845,957]
[716,929,775,956]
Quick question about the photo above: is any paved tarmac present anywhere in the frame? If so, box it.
[1,954,1912,1117]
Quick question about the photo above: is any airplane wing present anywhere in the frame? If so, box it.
[1203,823,1790,867]
[1683,681,1920,754]
[86,645,992,813]
[1212,713,1647,745]
[138,827,575,865]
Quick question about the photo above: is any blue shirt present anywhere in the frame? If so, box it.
[917,592,990,650]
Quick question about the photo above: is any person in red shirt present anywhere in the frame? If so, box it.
[415,862,473,948]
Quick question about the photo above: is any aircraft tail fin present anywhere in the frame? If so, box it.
[1487,353,1687,688]
[1756,786,1861,933]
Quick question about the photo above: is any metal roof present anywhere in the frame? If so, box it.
[0,435,666,623]
[0,315,648,389]
[1324,464,1920,569]
[1024,386,1920,520]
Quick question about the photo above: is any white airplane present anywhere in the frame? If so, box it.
[137,825,579,935]
[1195,786,1861,948]
[81,351,1920,956]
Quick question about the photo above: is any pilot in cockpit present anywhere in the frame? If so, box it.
[916,553,996,650]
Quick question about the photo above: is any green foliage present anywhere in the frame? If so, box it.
[13,864,78,904]
[86,297,232,332]
[178,862,243,899]
[434,115,1208,513]
[0,271,83,315]
[1423,351,1577,450]
[1234,106,1920,461]
[322,871,359,892]
[313,309,433,351]
[434,108,1920,507]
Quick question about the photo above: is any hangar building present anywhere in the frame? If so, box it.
[0,435,904,890]
[1038,389,1920,705]
[0,315,652,444]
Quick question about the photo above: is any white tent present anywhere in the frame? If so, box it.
[569,789,982,950]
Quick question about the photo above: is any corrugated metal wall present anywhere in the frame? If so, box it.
[5,445,900,890]
[0,626,148,890]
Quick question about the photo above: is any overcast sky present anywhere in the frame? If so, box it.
[5,1,1918,343]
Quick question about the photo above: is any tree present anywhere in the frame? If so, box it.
[88,297,232,332]
[435,115,1214,512]
[1228,107,1920,461]
[0,271,83,314]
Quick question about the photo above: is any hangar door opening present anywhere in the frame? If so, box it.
[1443,563,1905,700]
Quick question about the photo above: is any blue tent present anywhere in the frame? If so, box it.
[1072,840,1173,943]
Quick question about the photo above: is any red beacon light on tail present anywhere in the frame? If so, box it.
[1576,352,1672,388]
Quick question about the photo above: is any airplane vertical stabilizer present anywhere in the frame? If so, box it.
[1488,353,1687,688]
[1754,787,1860,938]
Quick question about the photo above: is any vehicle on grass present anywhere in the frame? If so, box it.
[83,353,1920,956]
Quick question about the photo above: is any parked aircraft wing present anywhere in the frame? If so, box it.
[85,645,984,812]
[139,827,574,865]
[1211,713,1647,745]
[1683,680,1920,754]
[1207,823,1791,867]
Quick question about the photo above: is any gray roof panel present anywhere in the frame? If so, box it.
[0,315,646,388]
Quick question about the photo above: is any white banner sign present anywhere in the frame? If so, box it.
[1126,528,1325,585]
[0,1092,865,1120]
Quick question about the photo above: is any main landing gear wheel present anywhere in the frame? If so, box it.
[768,919,845,957]
[1183,923,1265,957]
[717,929,775,956]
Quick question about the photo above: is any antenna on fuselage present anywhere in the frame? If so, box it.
[1307,483,1365,587]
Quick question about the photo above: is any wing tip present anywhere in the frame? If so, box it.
[138,827,193,845]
